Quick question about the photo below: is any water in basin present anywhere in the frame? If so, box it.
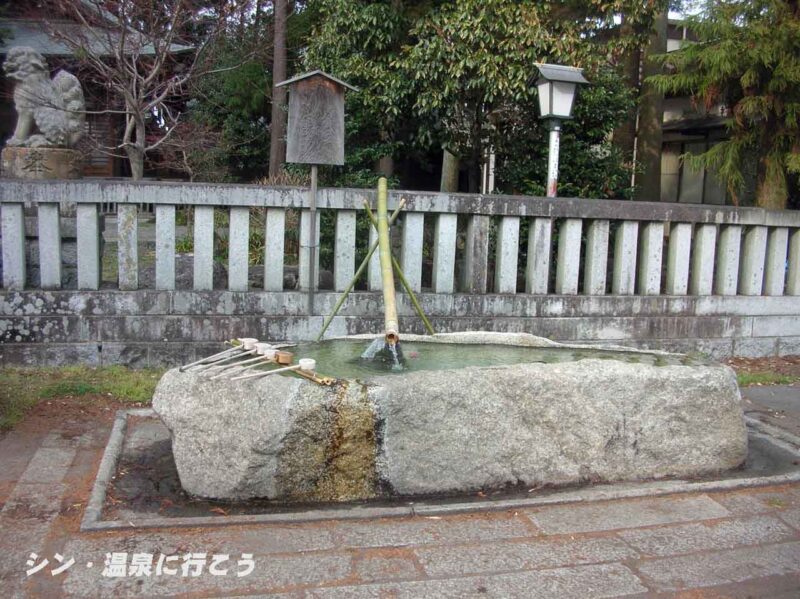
[274,339,705,380]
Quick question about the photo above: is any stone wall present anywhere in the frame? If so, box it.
[1,290,798,367]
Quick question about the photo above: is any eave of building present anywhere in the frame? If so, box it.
[662,115,729,134]
[0,19,193,57]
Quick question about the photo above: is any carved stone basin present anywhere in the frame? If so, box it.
[152,332,748,502]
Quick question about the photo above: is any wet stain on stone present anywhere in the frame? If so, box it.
[313,380,378,502]
[274,380,378,502]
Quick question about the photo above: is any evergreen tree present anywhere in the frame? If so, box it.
[306,0,664,196]
[649,0,800,209]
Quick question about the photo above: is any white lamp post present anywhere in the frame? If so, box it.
[534,63,589,198]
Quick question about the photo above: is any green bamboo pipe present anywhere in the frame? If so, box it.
[377,177,399,345]
[315,200,406,342]
[364,204,435,336]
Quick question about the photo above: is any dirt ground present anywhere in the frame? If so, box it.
[726,355,800,379]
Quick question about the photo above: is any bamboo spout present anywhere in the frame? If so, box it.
[377,177,399,345]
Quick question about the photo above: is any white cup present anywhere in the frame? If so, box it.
[264,349,277,360]
[239,338,259,350]
[298,358,316,372]
[255,343,272,355]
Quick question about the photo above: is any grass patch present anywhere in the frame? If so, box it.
[737,371,800,387]
[0,366,165,430]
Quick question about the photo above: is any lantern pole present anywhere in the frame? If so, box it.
[545,119,561,198]
[308,164,318,314]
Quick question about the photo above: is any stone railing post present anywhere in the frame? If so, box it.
[37,202,62,289]
[193,206,215,291]
[665,223,691,295]
[228,207,250,291]
[401,212,425,293]
[76,203,102,290]
[764,227,789,296]
[690,224,717,296]
[714,225,742,296]
[334,210,356,292]
[637,222,664,295]
[1,202,26,289]
[432,213,457,293]
[584,220,609,296]
[555,218,582,295]
[738,226,767,296]
[525,218,552,294]
[155,205,176,290]
[612,221,639,295]
[462,214,488,293]
[264,208,285,291]
[495,216,520,294]
[117,204,138,290]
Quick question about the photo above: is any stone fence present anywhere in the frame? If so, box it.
[1,179,799,366]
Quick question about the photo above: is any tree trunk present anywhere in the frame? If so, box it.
[269,0,289,178]
[613,18,641,170]
[127,119,146,180]
[467,165,480,194]
[756,155,788,209]
[633,11,667,203]
[127,146,144,180]
[440,149,459,192]
[377,155,394,177]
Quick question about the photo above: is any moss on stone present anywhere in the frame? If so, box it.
[312,381,378,502]
[274,380,378,503]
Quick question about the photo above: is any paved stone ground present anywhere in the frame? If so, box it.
[1,388,799,597]
[744,384,800,437]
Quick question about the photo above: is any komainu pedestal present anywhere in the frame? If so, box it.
[1,147,83,180]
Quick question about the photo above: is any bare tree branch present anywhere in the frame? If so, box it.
[40,0,246,179]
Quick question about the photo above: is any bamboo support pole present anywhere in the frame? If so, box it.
[364,205,435,336]
[377,177,399,345]
[315,199,406,341]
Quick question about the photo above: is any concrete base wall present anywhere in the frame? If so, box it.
[1,290,799,367]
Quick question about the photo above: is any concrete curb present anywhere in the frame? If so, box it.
[80,409,128,531]
[80,411,800,532]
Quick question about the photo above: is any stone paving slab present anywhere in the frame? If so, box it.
[0,431,45,483]
[305,563,648,598]
[635,541,800,591]
[712,486,800,515]
[1,482,66,520]
[743,385,800,416]
[18,446,77,484]
[353,551,421,582]
[779,506,800,531]
[618,514,796,557]
[332,513,535,548]
[526,494,730,534]
[415,535,637,577]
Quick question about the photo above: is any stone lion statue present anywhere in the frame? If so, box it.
[3,46,85,149]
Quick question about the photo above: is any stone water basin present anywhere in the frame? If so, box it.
[152,332,748,502]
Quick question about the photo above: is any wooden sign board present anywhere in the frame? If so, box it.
[278,71,356,166]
